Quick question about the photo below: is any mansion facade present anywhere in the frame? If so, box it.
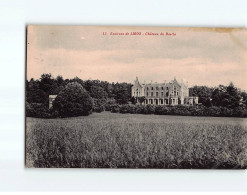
[131,77,198,105]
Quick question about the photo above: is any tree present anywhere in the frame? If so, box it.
[40,73,54,93]
[112,83,131,104]
[130,96,137,104]
[240,91,247,107]
[137,96,145,104]
[211,83,241,109]
[189,86,213,107]
[89,85,108,99]
[26,78,47,104]
[53,82,93,117]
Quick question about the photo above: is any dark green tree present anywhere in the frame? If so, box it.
[211,83,241,109]
[53,82,93,117]
[89,85,108,99]
[189,86,213,107]
[137,96,146,104]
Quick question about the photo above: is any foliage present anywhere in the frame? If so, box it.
[26,74,132,112]
[110,104,121,113]
[89,86,108,99]
[104,98,117,111]
[111,104,247,118]
[137,96,146,104]
[53,82,93,117]
[211,83,241,109]
[26,102,58,118]
[112,83,131,104]
[190,85,213,107]
[93,98,106,113]
[26,74,247,118]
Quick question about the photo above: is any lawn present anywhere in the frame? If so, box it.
[26,112,247,168]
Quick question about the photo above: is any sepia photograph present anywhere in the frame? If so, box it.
[25,25,247,169]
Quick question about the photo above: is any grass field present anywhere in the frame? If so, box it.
[26,112,247,168]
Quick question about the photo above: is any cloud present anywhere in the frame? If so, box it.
[27,26,247,90]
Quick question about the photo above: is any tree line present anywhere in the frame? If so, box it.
[26,73,247,118]
[26,73,132,105]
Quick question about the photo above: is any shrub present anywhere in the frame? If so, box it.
[233,107,246,117]
[53,82,93,117]
[111,104,121,113]
[93,98,106,113]
[26,102,52,118]
[105,98,117,111]
[143,104,155,114]
[205,106,221,117]
[93,105,105,113]
[189,105,205,116]
[155,105,165,115]
[107,103,247,118]
[220,107,233,117]
[128,104,138,114]
[135,104,145,114]
[120,104,130,114]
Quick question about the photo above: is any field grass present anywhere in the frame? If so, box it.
[26,112,247,168]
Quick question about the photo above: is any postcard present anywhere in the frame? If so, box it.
[26,25,247,168]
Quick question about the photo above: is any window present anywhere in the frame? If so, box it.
[146,92,148,96]
[147,87,149,90]
[151,92,153,96]
[166,87,169,90]
[156,92,158,97]
[156,87,159,90]
[151,87,153,90]
[161,87,164,90]
[161,92,163,96]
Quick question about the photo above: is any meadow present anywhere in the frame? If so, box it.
[26,112,247,168]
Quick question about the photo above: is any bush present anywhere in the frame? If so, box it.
[93,98,106,113]
[233,107,246,117]
[112,104,247,118]
[206,106,221,116]
[105,98,117,111]
[220,107,233,117]
[135,104,145,114]
[26,102,56,118]
[111,104,121,113]
[119,104,130,114]
[155,105,166,115]
[189,105,205,116]
[53,82,93,117]
[143,104,155,114]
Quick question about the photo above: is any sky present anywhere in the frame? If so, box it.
[27,26,247,90]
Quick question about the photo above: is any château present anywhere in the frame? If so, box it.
[131,77,198,105]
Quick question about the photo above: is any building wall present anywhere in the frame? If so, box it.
[49,95,57,109]
[131,77,196,105]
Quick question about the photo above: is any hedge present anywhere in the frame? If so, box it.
[112,104,247,118]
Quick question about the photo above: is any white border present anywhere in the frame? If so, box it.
[0,0,247,192]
